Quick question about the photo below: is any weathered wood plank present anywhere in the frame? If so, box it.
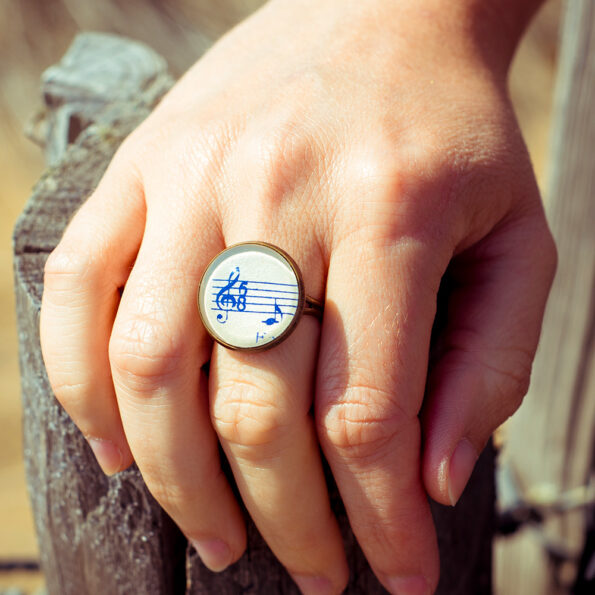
[496,1,595,592]
[14,32,495,594]
[39,32,167,165]
[13,33,185,595]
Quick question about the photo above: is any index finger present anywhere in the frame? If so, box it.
[316,236,445,595]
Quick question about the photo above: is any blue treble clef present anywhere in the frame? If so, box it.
[216,267,240,323]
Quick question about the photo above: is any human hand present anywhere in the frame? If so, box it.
[40,0,556,593]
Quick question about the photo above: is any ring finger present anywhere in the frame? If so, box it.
[209,241,348,594]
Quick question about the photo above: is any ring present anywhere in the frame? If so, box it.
[197,242,323,351]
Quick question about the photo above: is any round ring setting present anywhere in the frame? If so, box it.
[198,242,322,351]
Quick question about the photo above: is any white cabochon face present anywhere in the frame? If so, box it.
[198,243,303,350]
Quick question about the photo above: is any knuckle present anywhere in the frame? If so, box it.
[317,386,413,462]
[45,373,98,437]
[239,124,312,208]
[49,376,90,407]
[445,334,533,419]
[147,480,180,512]
[492,354,532,416]
[340,143,452,248]
[147,477,194,521]
[43,247,99,292]
[344,153,403,229]
[346,144,403,195]
[109,315,185,389]
[349,512,404,551]
[137,447,223,523]
[124,116,235,194]
[179,124,231,181]
[484,346,533,405]
[212,379,289,451]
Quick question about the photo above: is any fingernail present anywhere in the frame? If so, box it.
[292,574,333,595]
[87,437,122,476]
[448,438,478,506]
[190,539,232,572]
[387,575,430,595]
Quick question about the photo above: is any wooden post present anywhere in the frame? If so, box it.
[496,1,595,592]
[14,32,495,594]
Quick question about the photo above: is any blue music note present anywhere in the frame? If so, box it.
[262,299,283,326]
[216,268,240,323]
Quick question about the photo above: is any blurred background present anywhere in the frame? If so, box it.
[0,0,562,592]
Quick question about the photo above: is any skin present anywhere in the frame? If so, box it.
[40,0,555,593]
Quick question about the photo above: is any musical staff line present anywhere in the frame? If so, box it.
[210,308,293,315]
[212,286,298,295]
[212,268,298,325]
[213,278,298,288]
[211,300,297,307]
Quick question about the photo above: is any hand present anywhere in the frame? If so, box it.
[40,0,556,593]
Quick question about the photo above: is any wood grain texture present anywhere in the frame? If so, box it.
[13,32,185,595]
[496,1,595,592]
[14,33,495,594]
[40,32,168,165]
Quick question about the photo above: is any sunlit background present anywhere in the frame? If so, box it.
[0,0,562,592]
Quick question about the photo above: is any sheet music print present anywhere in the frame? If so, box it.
[212,267,298,338]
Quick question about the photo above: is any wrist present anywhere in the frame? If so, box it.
[460,0,545,71]
[270,0,544,76]
[379,0,545,74]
